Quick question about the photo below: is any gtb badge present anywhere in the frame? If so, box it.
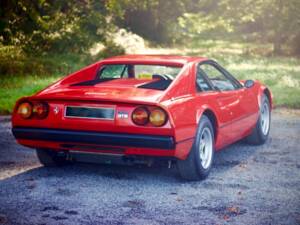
[117,111,128,119]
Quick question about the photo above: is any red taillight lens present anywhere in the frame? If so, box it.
[149,108,167,127]
[17,102,33,119]
[132,107,149,125]
[32,102,49,119]
[132,106,168,127]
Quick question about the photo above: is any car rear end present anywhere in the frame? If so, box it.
[11,57,196,165]
[11,96,180,161]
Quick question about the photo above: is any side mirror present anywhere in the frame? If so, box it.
[244,80,255,88]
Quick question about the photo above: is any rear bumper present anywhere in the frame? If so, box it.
[12,127,175,150]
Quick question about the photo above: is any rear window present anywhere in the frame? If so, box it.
[98,64,182,80]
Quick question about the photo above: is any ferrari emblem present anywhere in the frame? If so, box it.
[53,106,60,115]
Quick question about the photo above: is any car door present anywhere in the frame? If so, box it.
[196,61,245,146]
[216,64,259,141]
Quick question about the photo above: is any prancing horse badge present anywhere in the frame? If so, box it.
[53,106,60,115]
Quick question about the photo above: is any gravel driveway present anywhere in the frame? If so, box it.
[0,109,299,225]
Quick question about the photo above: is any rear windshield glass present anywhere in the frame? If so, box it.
[97,64,182,80]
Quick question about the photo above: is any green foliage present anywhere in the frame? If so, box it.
[112,0,193,43]
[1,0,299,55]
[178,13,233,39]
[97,41,125,59]
[0,45,94,76]
[0,74,62,114]
[0,0,111,53]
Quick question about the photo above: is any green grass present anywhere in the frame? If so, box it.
[183,40,300,108]
[223,57,300,108]
[0,46,95,114]
[0,75,63,114]
[0,40,300,114]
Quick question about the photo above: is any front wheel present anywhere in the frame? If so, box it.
[246,94,271,145]
[177,115,214,181]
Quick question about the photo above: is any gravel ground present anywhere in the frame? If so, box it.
[0,109,299,225]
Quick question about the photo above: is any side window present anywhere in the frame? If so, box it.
[196,68,212,92]
[200,64,236,91]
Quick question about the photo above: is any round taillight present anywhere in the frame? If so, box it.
[33,102,49,119]
[149,108,167,127]
[17,102,33,119]
[132,107,149,125]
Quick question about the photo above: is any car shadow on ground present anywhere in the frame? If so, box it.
[0,140,260,185]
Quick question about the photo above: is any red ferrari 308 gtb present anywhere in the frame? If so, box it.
[12,55,272,180]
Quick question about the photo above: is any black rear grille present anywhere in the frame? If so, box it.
[65,106,115,120]
[60,144,124,153]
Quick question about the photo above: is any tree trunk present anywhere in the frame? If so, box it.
[293,33,300,56]
[273,41,282,55]
[273,35,283,55]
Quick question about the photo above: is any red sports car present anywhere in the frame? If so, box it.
[12,55,272,180]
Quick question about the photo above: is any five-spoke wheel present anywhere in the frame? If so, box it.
[177,115,214,181]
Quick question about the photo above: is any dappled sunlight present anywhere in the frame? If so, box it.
[136,47,183,55]
[112,29,146,54]
[227,63,300,72]
[0,162,41,181]
[279,75,300,88]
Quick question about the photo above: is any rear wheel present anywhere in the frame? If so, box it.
[246,94,271,145]
[177,115,214,181]
[36,148,68,167]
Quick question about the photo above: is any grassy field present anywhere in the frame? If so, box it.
[0,40,300,114]
[0,46,94,114]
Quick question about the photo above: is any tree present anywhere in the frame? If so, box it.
[112,0,195,43]
[0,0,110,53]
[1,0,299,55]
[177,0,300,55]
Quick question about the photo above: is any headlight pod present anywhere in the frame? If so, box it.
[17,102,33,119]
[132,106,168,127]
[17,101,49,119]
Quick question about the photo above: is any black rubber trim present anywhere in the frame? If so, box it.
[70,78,115,86]
[12,127,175,150]
[138,79,172,90]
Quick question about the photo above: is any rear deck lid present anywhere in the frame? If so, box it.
[34,79,167,104]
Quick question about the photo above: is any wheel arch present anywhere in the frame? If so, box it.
[256,82,273,110]
[263,88,273,109]
[197,108,219,144]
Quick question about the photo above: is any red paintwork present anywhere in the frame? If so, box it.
[12,55,273,160]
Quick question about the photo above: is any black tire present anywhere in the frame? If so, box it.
[177,115,215,181]
[246,94,271,145]
[36,148,68,167]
